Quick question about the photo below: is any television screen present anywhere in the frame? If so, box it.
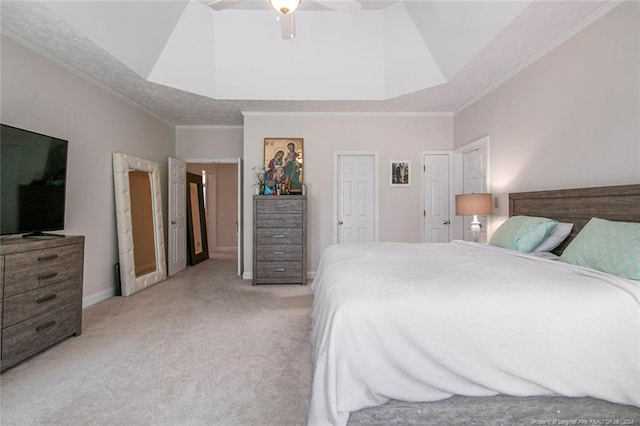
[1,124,68,236]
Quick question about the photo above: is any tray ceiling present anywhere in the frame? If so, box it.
[0,0,615,125]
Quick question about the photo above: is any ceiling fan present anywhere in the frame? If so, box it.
[208,0,362,40]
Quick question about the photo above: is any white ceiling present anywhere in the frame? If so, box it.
[0,0,616,126]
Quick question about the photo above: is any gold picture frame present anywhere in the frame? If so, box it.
[263,138,304,194]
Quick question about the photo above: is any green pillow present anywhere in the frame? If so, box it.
[560,218,640,280]
[489,216,558,253]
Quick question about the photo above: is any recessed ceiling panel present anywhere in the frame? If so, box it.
[405,0,530,79]
[147,2,217,98]
[212,10,387,100]
[384,1,445,98]
[43,0,189,78]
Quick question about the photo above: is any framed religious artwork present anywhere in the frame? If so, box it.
[263,138,304,194]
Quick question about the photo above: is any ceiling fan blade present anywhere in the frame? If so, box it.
[208,0,245,11]
[280,12,296,40]
[312,0,361,15]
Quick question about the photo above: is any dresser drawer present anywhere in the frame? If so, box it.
[3,279,79,328]
[255,213,303,228]
[256,228,302,245]
[255,198,303,214]
[256,262,303,279]
[1,303,78,369]
[4,244,81,297]
[255,245,302,261]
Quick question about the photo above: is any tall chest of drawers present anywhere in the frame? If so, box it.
[0,235,84,372]
[253,195,307,285]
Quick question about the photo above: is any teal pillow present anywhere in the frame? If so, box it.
[489,216,558,253]
[560,218,640,280]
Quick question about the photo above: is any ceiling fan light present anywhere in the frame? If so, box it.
[269,0,301,14]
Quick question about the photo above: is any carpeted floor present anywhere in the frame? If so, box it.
[1,256,639,426]
[1,256,313,425]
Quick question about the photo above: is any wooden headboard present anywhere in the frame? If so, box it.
[509,184,640,254]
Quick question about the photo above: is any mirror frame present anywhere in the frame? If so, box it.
[113,152,167,296]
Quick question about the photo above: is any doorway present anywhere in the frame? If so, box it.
[422,152,452,243]
[453,136,490,242]
[187,162,239,258]
[333,152,379,244]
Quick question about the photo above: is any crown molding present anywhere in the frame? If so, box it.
[242,111,453,118]
[453,1,623,115]
[1,29,175,128]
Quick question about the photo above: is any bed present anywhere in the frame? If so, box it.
[308,184,640,426]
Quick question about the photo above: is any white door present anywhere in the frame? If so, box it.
[168,157,187,276]
[423,153,451,243]
[237,157,243,276]
[335,153,377,244]
[463,146,489,241]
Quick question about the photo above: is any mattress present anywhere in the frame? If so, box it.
[308,241,640,426]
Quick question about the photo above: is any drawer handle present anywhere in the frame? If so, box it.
[38,254,58,262]
[273,251,285,255]
[37,294,57,304]
[36,321,56,332]
[274,268,286,272]
[38,272,58,281]
[273,234,285,238]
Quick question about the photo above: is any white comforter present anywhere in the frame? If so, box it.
[308,241,640,426]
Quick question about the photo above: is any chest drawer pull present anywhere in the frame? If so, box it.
[273,251,285,255]
[273,234,285,238]
[36,294,58,304]
[274,268,286,272]
[38,254,59,262]
[36,321,56,332]
[38,272,58,281]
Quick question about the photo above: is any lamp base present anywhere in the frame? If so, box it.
[470,215,481,243]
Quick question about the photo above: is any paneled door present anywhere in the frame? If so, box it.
[334,153,378,244]
[423,153,451,242]
[463,145,489,242]
[168,157,186,276]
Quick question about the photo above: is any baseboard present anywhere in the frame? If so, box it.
[83,288,115,308]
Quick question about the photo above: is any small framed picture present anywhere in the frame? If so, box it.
[390,161,411,187]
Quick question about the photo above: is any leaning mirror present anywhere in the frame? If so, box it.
[113,152,167,296]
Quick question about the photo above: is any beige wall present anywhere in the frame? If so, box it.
[1,36,175,307]
[454,2,640,224]
[176,125,243,160]
[243,113,454,277]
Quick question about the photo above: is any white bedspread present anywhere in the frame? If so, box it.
[308,241,640,426]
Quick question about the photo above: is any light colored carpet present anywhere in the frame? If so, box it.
[2,256,639,426]
[1,257,313,425]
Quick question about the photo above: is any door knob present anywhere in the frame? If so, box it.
[338,220,344,225]
[443,220,450,225]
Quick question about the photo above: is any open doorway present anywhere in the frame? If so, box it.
[187,162,239,260]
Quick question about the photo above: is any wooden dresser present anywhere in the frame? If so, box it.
[0,235,84,372]
[253,195,307,285]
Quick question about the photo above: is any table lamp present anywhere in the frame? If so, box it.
[455,193,493,242]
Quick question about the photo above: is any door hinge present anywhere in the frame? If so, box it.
[423,210,426,217]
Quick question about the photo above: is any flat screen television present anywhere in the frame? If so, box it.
[1,124,68,237]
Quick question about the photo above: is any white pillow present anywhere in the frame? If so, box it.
[534,222,573,252]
